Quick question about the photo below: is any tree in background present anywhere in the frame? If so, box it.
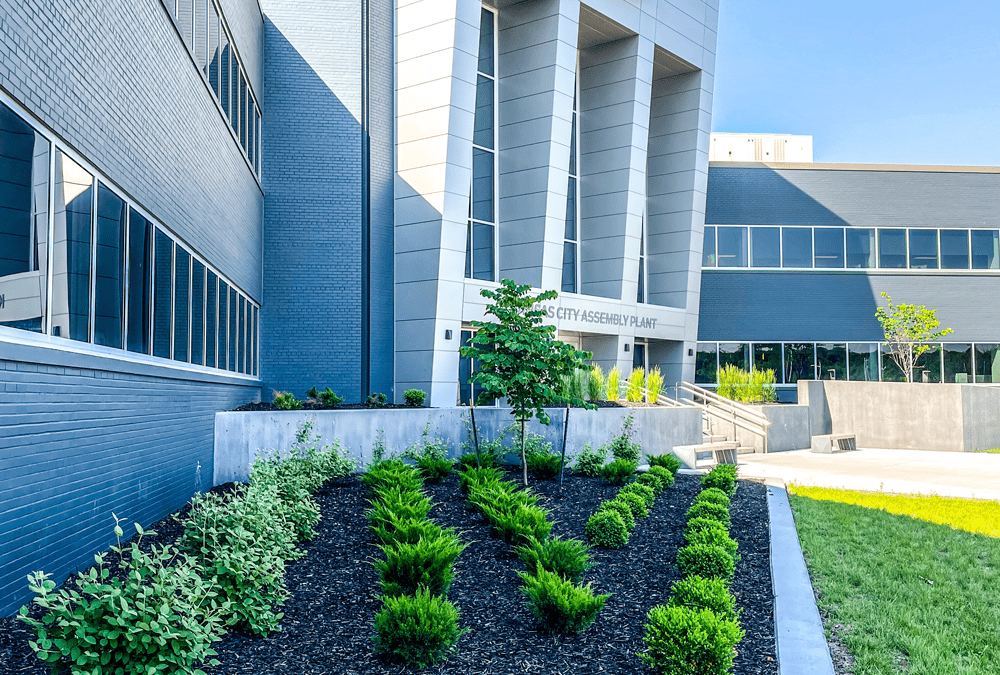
[460,279,593,485]
[876,293,953,383]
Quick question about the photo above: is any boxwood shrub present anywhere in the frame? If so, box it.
[372,588,466,669]
[675,543,736,581]
[585,510,629,549]
[701,464,738,496]
[648,453,682,476]
[685,501,730,528]
[667,575,741,624]
[620,481,656,509]
[693,487,731,509]
[641,604,744,675]
[616,491,650,520]
[648,465,676,488]
[596,499,636,532]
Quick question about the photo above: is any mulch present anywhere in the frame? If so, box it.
[232,401,627,412]
[0,473,776,675]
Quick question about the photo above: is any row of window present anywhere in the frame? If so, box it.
[695,341,1000,385]
[162,0,262,176]
[703,226,1000,271]
[0,97,258,376]
[465,6,497,282]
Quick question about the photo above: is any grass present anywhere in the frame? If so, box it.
[974,448,1000,454]
[789,487,1000,675]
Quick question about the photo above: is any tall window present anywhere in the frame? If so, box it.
[637,217,646,303]
[51,152,94,343]
[466,6,496,281]
[563,79,579,293]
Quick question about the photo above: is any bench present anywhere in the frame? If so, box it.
[810,433,858,454]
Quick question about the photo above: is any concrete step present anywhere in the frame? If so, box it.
[737,446,756,455]
[703,434,728,443]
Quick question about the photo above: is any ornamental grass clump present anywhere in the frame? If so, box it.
[667,575,741,624]
[372,588,466,669]
[649,453,683,476]
[605,365,622,401]
[588,364,605,400]
[701,463,738,496]
[646,366,664,403]
[515,535,595,584]
[676,544,736,581]
[641,604,744,675]
[686,501,731,528]
[519,567,609,634]
[626,367,646,403]
[585,510,629,549]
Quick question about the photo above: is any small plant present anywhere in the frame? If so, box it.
[560,368,586,402]
[318,387,344,408]
[519,567,609,634]
[641,604,744,675]
[636,471,664,494]
[417,456,455,483]
[573,443,607,477]
[649,453,683,476]
[616,491,650,519]
[601,458,637,485]
[515,536,595,584]
[702,464,738,496]
[367,392,388,408]
[646,366,664,403]
[694,487,731,509]
[686,501,731,528]
[620,481,657,508]
[588,364,605,400]
[367,490,434,532]
[675,543,736,580]
[717,364,777,403]
[480,502,553,545]
[648,465,676,487]
[272,390,303,410]
[685,517,730,540]
[626,367,645,403]
[667,575,741,624]
[605,365,622,401]
[372,513,453,548]
[372,588,466,669]
[596,499,636,531]
[306,386,319,399]
[685,525,738,559]
[604,413,642,464]
[374,532,468,597]
[404,388,427,407]
[526,451,563,480]
[585,510,628,549]
[458,465,504,494]
[457,452,497,471]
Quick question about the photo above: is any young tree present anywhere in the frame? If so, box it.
[875,292,953,382]
[460,279,593,485]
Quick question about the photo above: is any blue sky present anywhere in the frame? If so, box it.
[711,0,1000,166]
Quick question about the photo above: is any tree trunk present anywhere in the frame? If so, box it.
[520,418,528,486]
[559,404,570,490]
[470,403,482,468]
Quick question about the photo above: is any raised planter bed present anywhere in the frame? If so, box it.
[1,471,776,675]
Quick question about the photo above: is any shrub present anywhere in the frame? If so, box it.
[675,544,736,580]
[417,456,454,484]
[404,388,427,407]
[306,386,319,399]
[685,517,730,540]
[702,464,738,496]
[518,567,609,634]
[620,481,657,508]
[616,491,649,519]
[641,604,744,675]
[458,465,504,494]
[249,458,321,543]
[272,391,302,410]
[601,458,637,485]
[367,490,433,532]
[648,453,683,476]
[667,575,741,624]
[372,588,466,669]
[372,513,454,548]
[21,520,229,674]
[457,452,497,471]
[717,363,776,404]
[374,532,468,598]
[480,502,552,545]
[362,463,424,494]
[461,423,512,467]
[588,364,605,400]
[585,511,628,549]
[597,499,636,531]
[694,487,731,509]
[636,471,664,494]
[625,367,645,403]
[686,501,731,528]
[526,451,563,480]
[646,366,664,403]
[515,535,594,584]
[684,526,738,560]
[605,366,622,401]
[573,443,607,477]
[318,387,344,408]
[559,368,587,402]
[648,465,676,488]
[366,392,388,408]
[605,414,641,463]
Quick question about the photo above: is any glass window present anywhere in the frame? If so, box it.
[473,75,494,150]
[702,226,716,267]
[783,343,814,383]
[256,108,262,173]
[218,280,228,368]
[472,148,493,222]
[717,226,748,267]
[695,343,718,384]
[752,343,782,381]
[230,50,240,136]
[206,271,217,367]
[477,8,494,77]
[908,229,938,269]
[880,343,906,382]
[633,343,646,371]
[565,177,577,241]
[51,152,93,343]
[252,304,258,376]
[459,329,489,404]
[974,343,1000,383]
[781,228,812,268]
[191,259,204,365]
[472,221,494,282]
[207,4,219,94]
[943,343,972,383]
[562,242,576,293]
[228,286,237,370]
[248,99,256,170]
[817,343,847,380]
[971,230,999,269]
[751,227,780,267]
[0,101,50,333]
[126,209,152,354]
[814,227,845,268]
[173,248,190,362]
[636,256,645,303]
[220,31,230,118]
[878,229,907,268]
[718,342,749,371]
[238,295,246,373]
[846,228,876,268]
[913,344,942,383]
[848,343,879,381]
[940,229,970,269]
[94,184,126,349]
[152,230,173,359]
[465,225,472,278]
[239,74,247,150]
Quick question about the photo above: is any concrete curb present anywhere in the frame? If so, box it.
[766,479,836,675]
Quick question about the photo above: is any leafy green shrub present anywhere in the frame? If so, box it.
[372,588,466,669]
[367,489,434,532]
[374,532,468,597]
[467,481,533,517]
[648,465,676,487]
[683,526,738,560]
[457,452,497,471]
[605,365,622,401]
[605,414,642,463]
[361,460,422,493]
[458,465,504,494]
[648,453,682,476]
[641,604,744,675]
[675,544,736,581]
[597,499,636,531]
[480,502,552,544]
[646,366,664,403]
[417,456,454,483]
[667,575,741,623]
[694,487,731,509]
[366,392,388,408]
[515,535,594,584]
[626,367,645,403]
[585,511,628,549]
[249,458,321,543]
[702,464,738,496]
[636,471,664,494]
[518,567,609,634]
[616,491,649,519]
[601,458,637,485]
[20,520,229,674]
[306,386,319,399]
[272,391,303,410]
[685,517,730,540]
[372,512,455,548]
[317,387,344,408]
[573,443,607,477]
[526,451,563,480]
[404,388,427,407]
[588,364,605,400]
[620,481,657,508]
[686,501,730,528]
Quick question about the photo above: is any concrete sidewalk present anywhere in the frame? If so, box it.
[739,448,1000,500]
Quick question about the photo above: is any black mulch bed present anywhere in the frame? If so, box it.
[0,474,776,675]
[233,401,627,412]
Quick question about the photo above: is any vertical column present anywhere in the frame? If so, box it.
[578,35,654,301]
[496,0,580,290]
[395,0,480,406]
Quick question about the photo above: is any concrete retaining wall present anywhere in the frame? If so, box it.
[733,404,812,453]
[213,406,703,484]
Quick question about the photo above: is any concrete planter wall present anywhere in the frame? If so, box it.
[732,404,812,453]
[213,406,703,485]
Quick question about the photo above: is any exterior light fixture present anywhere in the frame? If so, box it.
[445,330,453,340]
[624,344,630,352]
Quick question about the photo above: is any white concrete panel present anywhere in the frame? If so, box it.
[499,215,548,246]
[502,40,561,78]
[398,0,462,35]
[396,221,444,254]
[499,166,552,199]
[581,0,641,33]
[397,105,463,144]
[397,163,470,200]
[398,78,461,116]
[499,90,563,125]
[499,14,561,54]
[657,2,707,44]
[395,249,444,284]
[654,24,702,68]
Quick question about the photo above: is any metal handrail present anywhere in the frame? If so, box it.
[637,386,685,407]
[676,381,771,425]
[674,381,771,454]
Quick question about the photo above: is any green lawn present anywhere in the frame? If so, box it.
[788,489,1000,675]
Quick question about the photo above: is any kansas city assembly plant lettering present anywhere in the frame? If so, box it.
[534,304,659,330]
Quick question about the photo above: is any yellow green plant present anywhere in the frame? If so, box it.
[646,366,663,403]
[716,365,776,404]
[605,366,622,401]
[625,368,645,403]
[588,364,605,401]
